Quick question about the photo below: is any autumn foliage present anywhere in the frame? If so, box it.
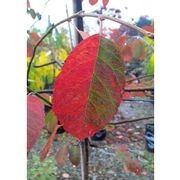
[52,34,125,140]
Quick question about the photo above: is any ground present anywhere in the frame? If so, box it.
[28,97,154,180]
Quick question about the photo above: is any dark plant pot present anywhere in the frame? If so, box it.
[91,129,107,141]
[145,123,154,153]
[56,124,66,134]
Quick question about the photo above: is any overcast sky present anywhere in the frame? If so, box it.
[28,0,154,33]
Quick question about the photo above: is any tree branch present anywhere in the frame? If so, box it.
[79,13,154,38]
[110,116,154,125]
[27,87,52,107]
[33,60,63,68]
[32,89,53,94]
[122,98,154,103]
[126,74,154,83]
[27,10,154,86]
[124,87,154,92]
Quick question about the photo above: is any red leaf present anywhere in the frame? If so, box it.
[27,42,33,58]
[121,45,133,62]
[56,145,69,167]
[52,34,125,141]
[40,125,62,161]
[118,33,127,47]
[102,0,109,7]
[89,0,98,5]
[126,160,142,175]
[28,31,45,46]
[27,96,45,153]
[142,25,154,33]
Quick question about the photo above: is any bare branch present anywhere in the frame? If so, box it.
[126,74,154,83]
[110,116,154,125]
[27,87,52,107]
[79,12,154,38]
[122,98,154,103]
[33,89,53,94]
[124,87,154,92]
[33,60,63,68]
[27,10,154,85]
[34,61,56,68]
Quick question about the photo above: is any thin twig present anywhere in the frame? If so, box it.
[34,61,56,68]
[33,89,53,94]
[33,60,63,68]
[27,10,154,85]
[27,87,52,107]
[110,116,154,125]
[126,74,154,83]
[122,98,154,103]
[124,87,154,92]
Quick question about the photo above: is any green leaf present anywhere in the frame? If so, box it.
[69,145,80,166]
[146,54,154,75]
[45,110,58,133]
[144,36,154,46]
[29,8,36,19]
[55,145,69,167]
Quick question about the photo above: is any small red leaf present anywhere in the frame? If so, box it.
[121,45,133,62]
[27,96,45,153]
[142,25,154,33]
[102,0,109,8]
[56,145,69,167]
[89,0,98,5]
[27,42,33,58]
[40,125,62,161]
[126,160,142,175]
[118,33,127,47]
[28,31,45,46]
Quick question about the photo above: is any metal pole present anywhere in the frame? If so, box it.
[72,0,84,44]
[72,1,89,180]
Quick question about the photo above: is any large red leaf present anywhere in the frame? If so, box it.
[27,96,45,153]
[52,34,125,141]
